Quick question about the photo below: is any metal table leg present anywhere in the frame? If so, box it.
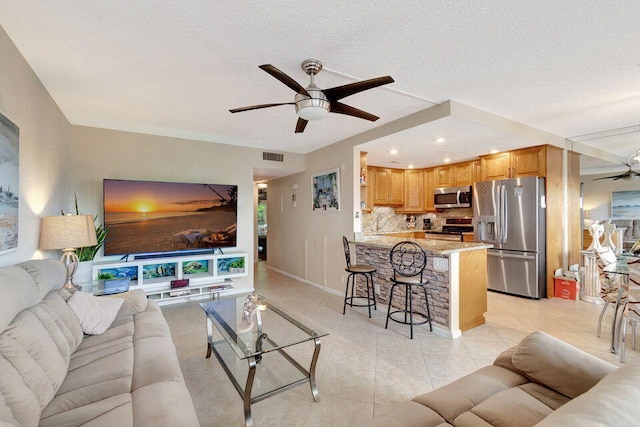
[309,337,321,402]
[244,357,257,427]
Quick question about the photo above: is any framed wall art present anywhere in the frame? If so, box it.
[312,168,340,212]
[0,112,19,254]
[611,190,640,218]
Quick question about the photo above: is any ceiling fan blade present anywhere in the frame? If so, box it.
[229,102,294,113]
[295,117,308,133]
[259,64,310,97]
[330,102,379,122]
[323,76,394,102]
[593,175,623,180]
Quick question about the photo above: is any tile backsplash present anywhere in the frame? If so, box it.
[362,206,473,234]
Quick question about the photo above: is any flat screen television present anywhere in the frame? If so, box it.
[103,179,237,256]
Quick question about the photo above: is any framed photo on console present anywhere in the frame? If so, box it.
[312,168,340,212]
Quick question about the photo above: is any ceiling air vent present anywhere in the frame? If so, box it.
[263,152,284,162]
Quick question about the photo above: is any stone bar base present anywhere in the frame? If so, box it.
[355,245,450,328]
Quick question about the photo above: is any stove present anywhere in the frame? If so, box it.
[424,218,473,242]
[441,217,474,234]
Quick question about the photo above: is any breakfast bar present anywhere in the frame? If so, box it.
[350,235,492,337]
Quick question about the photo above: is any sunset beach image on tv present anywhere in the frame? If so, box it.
[103,179,237,256]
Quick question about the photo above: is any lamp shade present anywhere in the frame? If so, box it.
[39,215,98,250]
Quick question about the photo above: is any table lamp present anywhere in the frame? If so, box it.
[39,214,98,289]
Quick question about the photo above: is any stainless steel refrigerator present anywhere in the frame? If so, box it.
[473,176,546,298]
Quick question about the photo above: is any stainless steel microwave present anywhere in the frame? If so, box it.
[434,186,472,208]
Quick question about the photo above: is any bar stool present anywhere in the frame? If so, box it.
[342,236,377,318]
[386,241,432,339]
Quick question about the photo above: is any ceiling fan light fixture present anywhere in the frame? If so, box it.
[295,89,330,121]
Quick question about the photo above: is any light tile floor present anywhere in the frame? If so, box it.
[162,261,639,427]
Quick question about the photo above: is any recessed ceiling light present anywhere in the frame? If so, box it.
[490,149,499,154]
[443,158,451,163]
[390,149,398,155]
[435,138,445,143]
[408,164,414,169]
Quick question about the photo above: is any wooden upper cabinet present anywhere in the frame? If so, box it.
[453,162,473,186]
[424,168,435,211]
[435,165,455,188]
[371,167,404,205]
[480,152,511,180]
[388,169,404,205]
[472,160,482,183]
[511,146,546,178]
[480,145,547,180]
[397,169,424,213]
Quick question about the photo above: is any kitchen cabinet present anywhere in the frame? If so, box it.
[423,168,436,211]
[480,145,547,180]
[435,165,455,188]
[395,169,424,213]
[472,160,482,183]
[436,161,474,188]
[453,162,473,186]
[462,233,474,243]
[372,167,404,205]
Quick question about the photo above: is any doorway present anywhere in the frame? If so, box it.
[257,185,267,260]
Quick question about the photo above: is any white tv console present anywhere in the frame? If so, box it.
[92,251,249,305]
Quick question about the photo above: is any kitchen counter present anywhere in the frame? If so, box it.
[354,235,491,254]
[350,236,489,337]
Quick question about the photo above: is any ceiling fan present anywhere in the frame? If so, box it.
[593,149,640,181]
[229,59,394,133]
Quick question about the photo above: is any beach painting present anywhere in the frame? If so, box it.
[612,190,640,218]
[312,168,340,212]
[0,112,18,254]
[103,180,237,256]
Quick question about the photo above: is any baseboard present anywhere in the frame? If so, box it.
[266,265,343,297]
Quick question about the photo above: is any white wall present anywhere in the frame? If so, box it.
[69,125,305,290]
[0,26,71,266]
[582,173,640,221]
[267,141,354,294]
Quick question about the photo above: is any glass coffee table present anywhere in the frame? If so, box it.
[200,293,328,427]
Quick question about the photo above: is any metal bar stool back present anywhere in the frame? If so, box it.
[342,236,377,318]
[386,241,433,339]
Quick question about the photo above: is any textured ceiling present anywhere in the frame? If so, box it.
[1,1,640,175]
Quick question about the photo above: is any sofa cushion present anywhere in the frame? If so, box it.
[413,365,528,423]
[67,291,124,335]
[0,265,39,334]
[17,259,66,300]
[0,392,20,426]
[0,290,84,427]
[108,289,148,317]
[511,331,616,398]
[454,386,554,426]
[358,401,450,427]
[535,362,640,426]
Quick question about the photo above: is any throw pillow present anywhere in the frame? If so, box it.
[67,291,124,335]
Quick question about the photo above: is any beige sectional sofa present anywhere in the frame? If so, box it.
[359,331,640,426]
[0,259,199,427]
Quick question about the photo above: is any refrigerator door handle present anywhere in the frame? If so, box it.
[488,251,537,260]
[501,184,508,243]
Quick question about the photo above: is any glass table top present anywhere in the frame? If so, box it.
[200,292,328,360]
